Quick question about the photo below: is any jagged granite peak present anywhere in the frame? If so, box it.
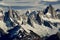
[0,5,60,40]
[29,11,39,24]
[44,4,53,14]
[44,4,56,18]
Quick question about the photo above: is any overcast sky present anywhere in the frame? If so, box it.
[0,0,59,5]
[0,0,59,10]
[0,0,59,2]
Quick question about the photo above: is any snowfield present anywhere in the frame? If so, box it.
[20,22,58,37]
[42,16,60,23]
[0,20,8,33]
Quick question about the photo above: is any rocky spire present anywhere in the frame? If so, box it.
[44,4,56,18]
[48,4,56,18]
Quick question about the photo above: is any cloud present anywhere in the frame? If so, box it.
[0,0,3,1]
[3,0,40,2]
[40,1,60,5]
[42,0,59,2]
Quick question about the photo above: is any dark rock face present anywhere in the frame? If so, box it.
[0,28,6,37]
[43,21,52,29]
[46,34,60,40]
[0,28,11,40]
[44,7,49,14]
[44,4,54,16]
[4,11,14,27]
[36,13,42,25]
[8,25,20,38]
[56,9,60,12]
[53,23,57,27]
[27,17,33,27]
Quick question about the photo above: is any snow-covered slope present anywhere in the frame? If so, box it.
[0,20,8,33]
